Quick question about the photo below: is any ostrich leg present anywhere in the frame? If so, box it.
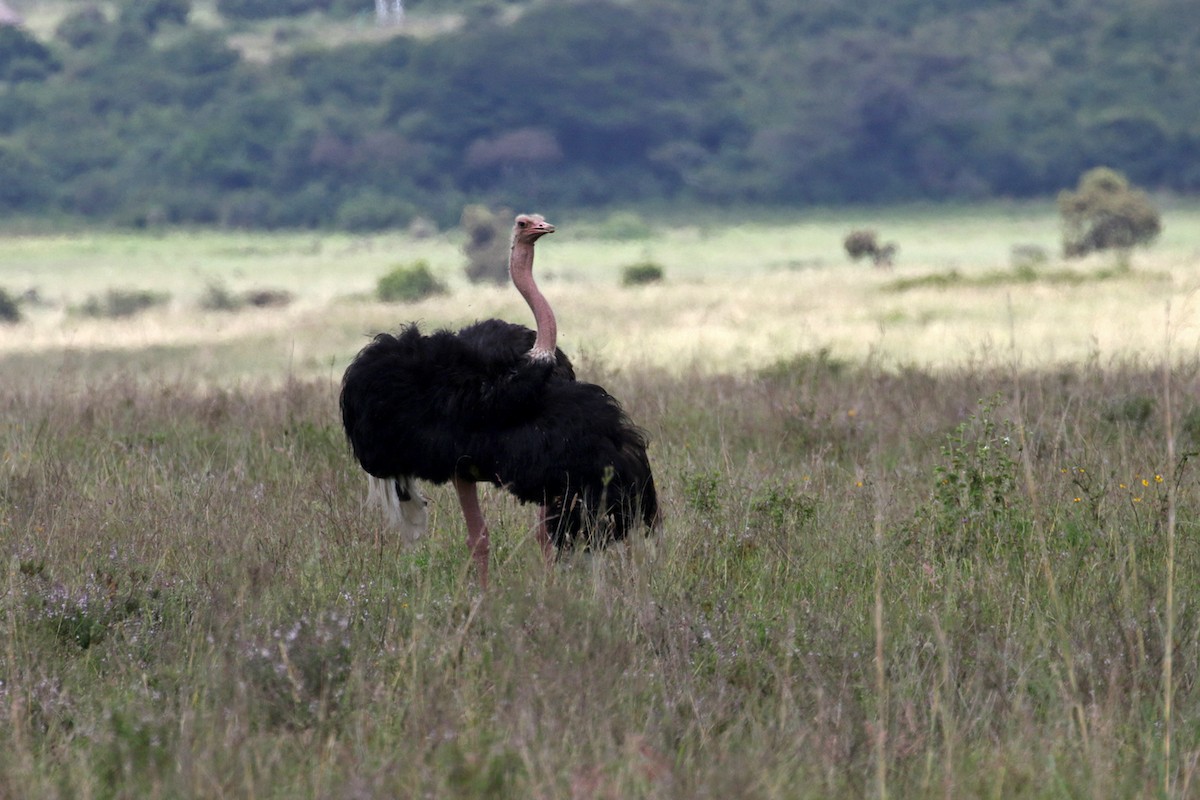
[453,476,490,587]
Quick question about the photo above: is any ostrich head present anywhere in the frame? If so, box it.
[511,213,555,249]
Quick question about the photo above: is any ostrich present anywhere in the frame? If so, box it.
[340,214,658,586]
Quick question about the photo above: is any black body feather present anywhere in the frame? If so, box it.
[340,321,657,547]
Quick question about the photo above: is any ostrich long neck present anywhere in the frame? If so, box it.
[510,238,557,360]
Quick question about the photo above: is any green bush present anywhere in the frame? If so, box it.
[377,261,447,303]
[843,229,898,267]
[1058,167,1161,264]
[620,261,665,286]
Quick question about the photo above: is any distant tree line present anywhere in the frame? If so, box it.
[0,0,1197,229]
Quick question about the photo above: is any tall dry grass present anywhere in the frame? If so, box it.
[2,350,1199,798]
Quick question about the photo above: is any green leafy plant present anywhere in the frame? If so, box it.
[683,470,722,515]
[748,483,817,532]
[377,260,447,302]
[930,395,1023,557]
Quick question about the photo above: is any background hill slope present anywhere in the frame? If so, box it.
[1,0,1197,228]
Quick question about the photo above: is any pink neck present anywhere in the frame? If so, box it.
[510,239,557,359]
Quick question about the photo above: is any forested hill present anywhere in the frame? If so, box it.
[1,0,1197,229]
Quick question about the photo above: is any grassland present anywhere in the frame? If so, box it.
[3,202,1200,384]
[3,204,1200,797]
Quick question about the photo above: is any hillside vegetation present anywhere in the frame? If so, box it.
[0,0,1198,228]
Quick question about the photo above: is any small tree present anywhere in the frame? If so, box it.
[843,229,897,268]
[1058,167,1161,268]
[461,204,513,285]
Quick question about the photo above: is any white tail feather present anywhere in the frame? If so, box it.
[366,475,428,544]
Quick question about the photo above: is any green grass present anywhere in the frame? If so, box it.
[2,357,1198,797]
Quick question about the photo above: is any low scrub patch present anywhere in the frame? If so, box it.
[200,282,294,311]
[76,288,170,318]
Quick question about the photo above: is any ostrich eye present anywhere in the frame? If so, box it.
[517,220,527,228]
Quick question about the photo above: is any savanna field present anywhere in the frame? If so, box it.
[3,204,1200,798]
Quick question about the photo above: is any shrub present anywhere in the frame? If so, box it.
[0,287,19,323]
[78,288,170,318]
[621,261,665,286]
[1010,244,1049,270]
[928,396,1023,558]
[239,611,353,728]
[683,470,723,516]
[843,229,897,267]
[243,288,293,308]
[199,282,242,312]
[199,283,293,312]
[377,260,447,303]
[461,204,513,284]
[1058,167,1161,265]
